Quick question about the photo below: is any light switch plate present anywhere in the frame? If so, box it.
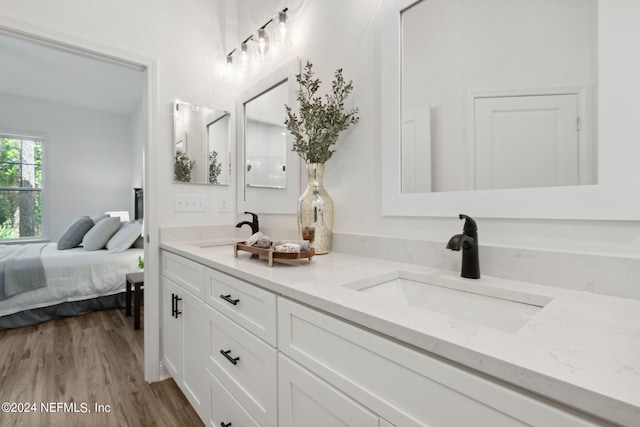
[175,194,205,212]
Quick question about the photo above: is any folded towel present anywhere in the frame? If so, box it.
[245,231,264,246]
[275,240,311,251]
[274,243,301,253]
[256,236,271,248]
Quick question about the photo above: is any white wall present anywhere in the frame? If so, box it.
[0,92,134,240]
[227,0,639,259]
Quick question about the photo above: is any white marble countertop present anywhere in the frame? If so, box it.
[161,241,640,426]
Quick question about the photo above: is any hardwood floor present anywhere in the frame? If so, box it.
[0,308,203,427]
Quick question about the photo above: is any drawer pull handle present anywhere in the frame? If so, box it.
[220,349,240,365]
[221,422,232,427]
[171,294,182,319]
[220,294,239,305]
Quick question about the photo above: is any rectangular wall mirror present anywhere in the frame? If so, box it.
[401,0,596,194]
[173,101,231,185]
[237,60,301,214]
[381,0,640,220]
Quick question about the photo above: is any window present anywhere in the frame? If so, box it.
[0,134,43,240]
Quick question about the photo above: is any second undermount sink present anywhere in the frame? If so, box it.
[344,271,552,333]
[193,238,237,248]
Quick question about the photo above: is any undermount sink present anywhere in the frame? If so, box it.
[344,271,552,333]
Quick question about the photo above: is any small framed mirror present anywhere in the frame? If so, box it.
[173,101,231,185]
[237,60,301,214]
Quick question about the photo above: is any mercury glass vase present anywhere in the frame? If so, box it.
[298,162,334,254]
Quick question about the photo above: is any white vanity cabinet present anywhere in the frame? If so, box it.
[162,250,278,427]
[162,249,611,426]
[161,251,208,421]
[277,297,605,427]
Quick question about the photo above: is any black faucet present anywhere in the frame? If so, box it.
[236,211,260,234]
[446,214,480,279]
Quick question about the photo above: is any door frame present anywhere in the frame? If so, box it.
[0,17,162,381]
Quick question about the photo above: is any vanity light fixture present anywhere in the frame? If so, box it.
[224,8,291,75]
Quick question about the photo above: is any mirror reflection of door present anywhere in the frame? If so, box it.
[244,80,288,189]
[473,93,581,190]
[206,112,231,185]
[401,104,431,193]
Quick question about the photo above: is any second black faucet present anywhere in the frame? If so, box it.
[236,211,260,234]
[446,214,480,279]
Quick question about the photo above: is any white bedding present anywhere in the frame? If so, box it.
[0,243,143,317]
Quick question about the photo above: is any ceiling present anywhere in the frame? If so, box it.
[0,32,144,115]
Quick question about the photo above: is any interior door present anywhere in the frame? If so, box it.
[474,94,580,190]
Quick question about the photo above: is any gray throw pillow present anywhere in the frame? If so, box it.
[82,217,121,251]
[91,213,109,224]
[106,220,142,252]
[58,216,94,250]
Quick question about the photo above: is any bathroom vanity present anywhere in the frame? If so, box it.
[160,241,640,427]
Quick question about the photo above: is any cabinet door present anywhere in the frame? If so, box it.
[278,354,379,427]
[162,278,182,382]
[182,289,209,421]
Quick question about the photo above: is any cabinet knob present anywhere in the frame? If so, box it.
[220,294,239,306]
[220,349,240,365]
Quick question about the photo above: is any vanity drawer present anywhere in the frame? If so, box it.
[161,251,204,296]
[278,297,602,427]
[207,367,260,427]
[204,268,277,345]
[205,303,277,427]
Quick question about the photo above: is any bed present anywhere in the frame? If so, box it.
[0,188,144,329]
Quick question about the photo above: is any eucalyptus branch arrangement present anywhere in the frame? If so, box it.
[285,61,359,164]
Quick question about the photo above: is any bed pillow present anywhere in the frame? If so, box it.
[58,216,94,250]
[91,213,109,224]
[82,217,121,251]
[106,220,143,252]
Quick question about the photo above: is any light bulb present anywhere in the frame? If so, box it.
[256,28,271,62]
[275,11,292,49]
[239,42,250,70]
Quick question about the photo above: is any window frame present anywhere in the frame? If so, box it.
[0,132,46,243]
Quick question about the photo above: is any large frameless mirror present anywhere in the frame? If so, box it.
[237,60,301,214]
[173,101,231,185]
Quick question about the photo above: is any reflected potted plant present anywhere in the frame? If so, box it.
[174,150,194,183]
[284,61,359,254]
[209,150,222,184]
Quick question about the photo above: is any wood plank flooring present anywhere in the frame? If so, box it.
[0,308,203,427]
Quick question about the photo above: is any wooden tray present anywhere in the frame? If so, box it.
[234,242,315,267]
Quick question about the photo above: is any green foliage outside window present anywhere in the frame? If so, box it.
[0,136,43,240]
